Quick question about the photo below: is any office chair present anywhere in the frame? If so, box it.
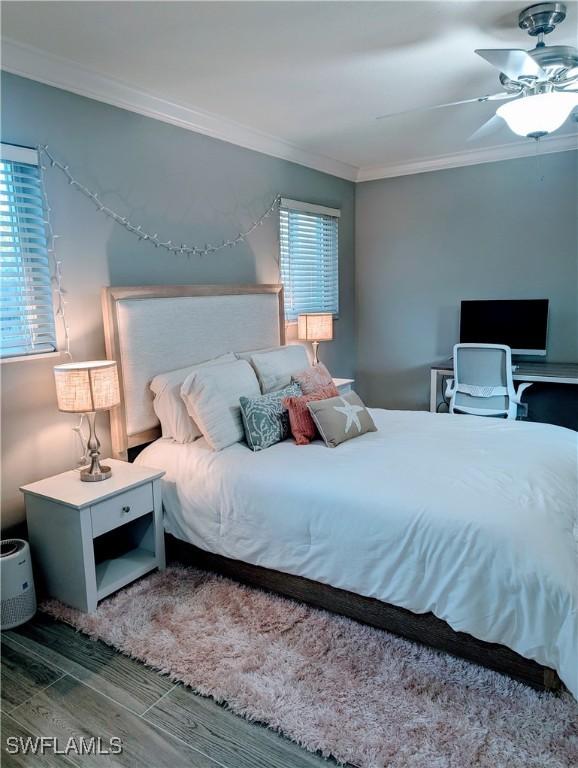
[445,344,532,419]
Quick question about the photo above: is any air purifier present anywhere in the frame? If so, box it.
[1,539,36,629]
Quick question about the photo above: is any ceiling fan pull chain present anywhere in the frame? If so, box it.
[534,135,544,183]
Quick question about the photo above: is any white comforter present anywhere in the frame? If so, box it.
[137,409,578,697]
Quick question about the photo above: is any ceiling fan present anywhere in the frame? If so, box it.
[376,2,578,140]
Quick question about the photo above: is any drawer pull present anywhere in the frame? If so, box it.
[121,505,131,514]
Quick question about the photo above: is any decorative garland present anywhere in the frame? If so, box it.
[39,150,82,460]
[38,155,72,360]
[39,145,281,257]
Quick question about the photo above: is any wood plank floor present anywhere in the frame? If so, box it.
[1,613,336,767]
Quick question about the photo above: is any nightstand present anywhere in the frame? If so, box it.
[333,377,355,395]
[21,460,165,613]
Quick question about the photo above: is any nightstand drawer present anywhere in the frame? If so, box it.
[91,483,153,538]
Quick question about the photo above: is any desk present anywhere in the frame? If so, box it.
[430,362,578,413]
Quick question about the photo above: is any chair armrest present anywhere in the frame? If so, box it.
[513,381,532,404]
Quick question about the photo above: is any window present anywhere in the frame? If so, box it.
[279,198,339,322]
[1,144,57,359]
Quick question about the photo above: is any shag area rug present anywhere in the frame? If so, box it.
[43,567,577,768]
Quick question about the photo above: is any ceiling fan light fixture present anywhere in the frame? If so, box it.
[496,91,578,137]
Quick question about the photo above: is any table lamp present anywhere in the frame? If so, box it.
[53,360,120,482]
[297,312,333,366]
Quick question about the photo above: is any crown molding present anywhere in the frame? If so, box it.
[1,39,358,182]
[2,38,576,185]
[356,132,578,182]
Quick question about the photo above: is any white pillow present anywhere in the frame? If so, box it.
[150,353,235,442]
[180,359,260,451]
[235,346,280,363]
[250,345,309,393]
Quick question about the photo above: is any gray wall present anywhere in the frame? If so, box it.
[355,152,578,411]
[1,73,355,529]
[3,72,577,530]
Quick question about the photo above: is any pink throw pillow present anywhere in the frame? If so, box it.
[283,384,339,445]
[292,363,333,395]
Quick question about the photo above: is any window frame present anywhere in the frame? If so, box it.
[279,197,340,325]
[1,142,60,364]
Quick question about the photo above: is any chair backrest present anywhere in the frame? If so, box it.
[451,343,515,417]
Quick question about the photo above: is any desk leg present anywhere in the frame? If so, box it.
[430,370,438,413]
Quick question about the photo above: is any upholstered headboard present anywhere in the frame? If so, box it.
[102,284,285,458]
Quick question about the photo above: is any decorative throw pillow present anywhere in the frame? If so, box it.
[150,353,236,442]
[240,383,302,451]
[180,359,261,451]
[307,391,377,448]
[283,384,339,445]
[250,345,309,393]
[292,362,334,395]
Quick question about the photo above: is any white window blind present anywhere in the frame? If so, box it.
[1,144,57,359]
[279,198,339,322]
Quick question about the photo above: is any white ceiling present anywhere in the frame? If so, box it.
[2,1,577,181]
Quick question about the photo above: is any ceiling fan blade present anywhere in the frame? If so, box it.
[475,49,547,82]
[375,93,515,121]
[468,114,505,143]
[484,91,520,101]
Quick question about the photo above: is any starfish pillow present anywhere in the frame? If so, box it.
[307,391,377,448]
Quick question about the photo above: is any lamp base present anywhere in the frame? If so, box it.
[312,340,320,366]
[80,464,112,482]
[80,412,112,481]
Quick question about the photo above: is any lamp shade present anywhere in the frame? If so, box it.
[297,313,334,341]
[54,360,120,413]
[496,92,578,138]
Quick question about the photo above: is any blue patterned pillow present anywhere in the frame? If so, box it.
[240,383,302,451]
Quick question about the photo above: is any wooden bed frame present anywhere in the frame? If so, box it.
[103,283,562,694]
[166,537,561,692]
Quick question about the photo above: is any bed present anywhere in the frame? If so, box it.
[102,284,578,697]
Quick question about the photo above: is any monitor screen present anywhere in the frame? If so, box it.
[459,299,549,355]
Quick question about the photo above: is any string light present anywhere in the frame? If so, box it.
[39,145,281,258]
[40,149,90,463]
[38,152,72,361]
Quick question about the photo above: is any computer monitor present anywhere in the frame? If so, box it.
[459,299,549,356]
